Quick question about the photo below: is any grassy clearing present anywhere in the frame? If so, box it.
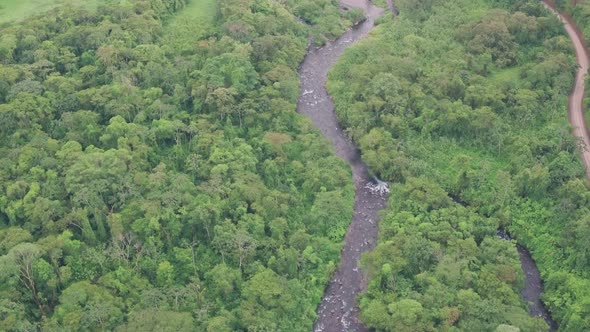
[408,136,509,189]
[0,0,100,24]
[0,0,61,24]
[163,0,218,51]
[490,66,522,85]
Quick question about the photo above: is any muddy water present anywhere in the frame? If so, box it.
[296,1,386,331]
[517,247,558,331]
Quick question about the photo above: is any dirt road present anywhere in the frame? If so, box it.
[543,0,590,180]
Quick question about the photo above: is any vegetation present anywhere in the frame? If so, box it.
[163,0,218,50]
[328,0,590,330]
[0,0,361,330]
[553,0,590,44]
[0,0,101,25]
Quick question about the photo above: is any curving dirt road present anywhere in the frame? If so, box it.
[542,0,590,180]
[296,1,386,331]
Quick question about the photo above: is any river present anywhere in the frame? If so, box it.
[297,1,386,331]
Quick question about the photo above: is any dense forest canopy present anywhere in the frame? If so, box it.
[1,0,590,331]
[0,0,364,330]
[328,0,590,330]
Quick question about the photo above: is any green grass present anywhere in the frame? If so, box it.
[163,0,218,51]
[371,0,387,9]
[0,0,100,24]
[490,66,522,85]
[409,136,509,187]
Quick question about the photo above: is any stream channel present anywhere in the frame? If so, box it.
[297,1,386,331]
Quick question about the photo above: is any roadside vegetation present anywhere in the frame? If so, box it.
[554,0,590,44]
[329,0,590,330]
[0,0,359,330]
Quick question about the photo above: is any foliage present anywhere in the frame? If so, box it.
[0,0,355,330]
[555,0,590,45]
